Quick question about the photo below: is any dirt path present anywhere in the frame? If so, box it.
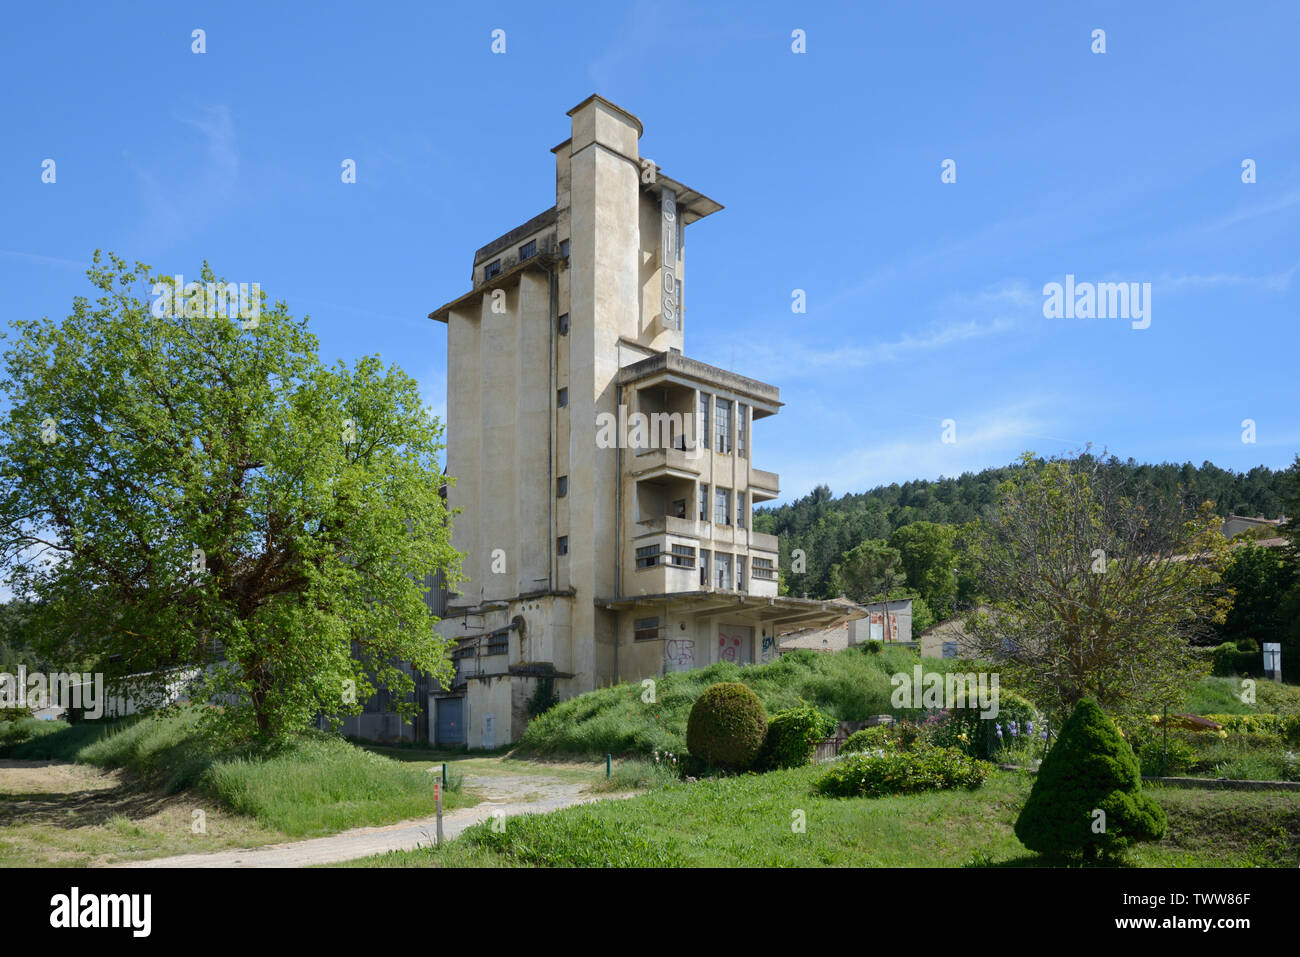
[114,769,636,868]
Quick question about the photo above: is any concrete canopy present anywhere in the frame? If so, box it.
[596,591,864,634]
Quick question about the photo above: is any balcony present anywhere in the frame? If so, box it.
[634,515,777,553]
[628,534,704,596]
[629,445,704,478]
[634,515,702,538]
[750,468,780,502]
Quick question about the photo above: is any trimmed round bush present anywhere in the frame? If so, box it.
[686,682,767,770]
[1015,699,1167,862]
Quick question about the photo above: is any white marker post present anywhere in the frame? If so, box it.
[434,778,443,845]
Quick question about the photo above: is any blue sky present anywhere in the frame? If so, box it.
[2,0,1297,503]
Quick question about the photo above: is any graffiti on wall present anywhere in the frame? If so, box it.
[718,633,743,663]
[665,639,695,672]
[760,634,777,663]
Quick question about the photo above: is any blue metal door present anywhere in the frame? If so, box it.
[436,697,464,745]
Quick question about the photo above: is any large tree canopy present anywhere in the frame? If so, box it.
[887,521,958,615]
[966,452,1230,716]
[828,538,901,604]
[0,252,460,739]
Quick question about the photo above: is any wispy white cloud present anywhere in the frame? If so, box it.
[735,279,1033,381]
[777,398,1080,499]
[124,105,240,246]
[733,319,1011,382]
[0,250,88,270]
[1157,260,1300,294]
[1198,188,1300,233]
[178,105,239,186]
[940,280,1037,311]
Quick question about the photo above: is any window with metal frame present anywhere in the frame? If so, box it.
[670,543,696,568]
[716,398,732,453]
[715,553,732,590]
[714,487,730,525]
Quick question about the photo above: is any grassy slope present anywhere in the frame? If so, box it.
[519,646,970,758]
[342,766,1300,868]
[519,645,1300,760]
[1,708,472,838]
[1182,675,1300,716]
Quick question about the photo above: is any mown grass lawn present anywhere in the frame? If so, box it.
[342,766,1300,868]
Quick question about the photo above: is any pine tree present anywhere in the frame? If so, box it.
[1015,700,1166,862]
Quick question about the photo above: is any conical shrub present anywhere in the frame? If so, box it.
[1015,699,1166,862]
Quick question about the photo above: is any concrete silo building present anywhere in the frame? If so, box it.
[426,95,859,748]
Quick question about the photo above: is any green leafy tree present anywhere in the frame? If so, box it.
[829,539,901,603]
[756,459,1289,600]
[907,594,934,634]
[1216,541,1291,649]
[0,599,48,673]
[888,521,957,614]
[1015,700,1166,863]
[0,252,461,740]
[967,452,1229,716]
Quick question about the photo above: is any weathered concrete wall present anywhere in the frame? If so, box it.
[465,674,512,749]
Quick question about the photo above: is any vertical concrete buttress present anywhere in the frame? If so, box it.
[566,98,642,685]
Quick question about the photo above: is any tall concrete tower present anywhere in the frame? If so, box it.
[427,95,858,748]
